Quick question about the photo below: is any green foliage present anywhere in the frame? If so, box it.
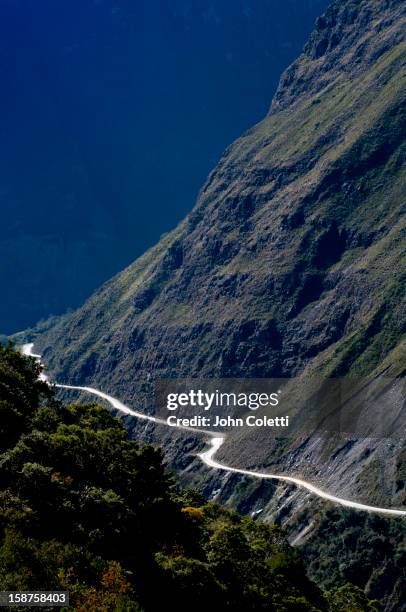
[325,583,379,612]
[0,347,381,611]
[0,342,51,449]
[300,507,406,612]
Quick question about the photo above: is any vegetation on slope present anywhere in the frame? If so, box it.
[296,507,406,612]
[0,344,381,611]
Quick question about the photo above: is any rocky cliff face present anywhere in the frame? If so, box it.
[34,0,405,513]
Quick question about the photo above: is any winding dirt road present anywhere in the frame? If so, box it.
[21,343,406,517]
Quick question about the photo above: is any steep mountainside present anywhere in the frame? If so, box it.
[1,0,329,334]
[6,345,358,611]
[33,0,405,513]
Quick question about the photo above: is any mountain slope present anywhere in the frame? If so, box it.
[33,0,405,511]
[6,344,356,611]
[1,0,329,334]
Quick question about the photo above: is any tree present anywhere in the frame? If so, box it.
[325,583,380,612]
